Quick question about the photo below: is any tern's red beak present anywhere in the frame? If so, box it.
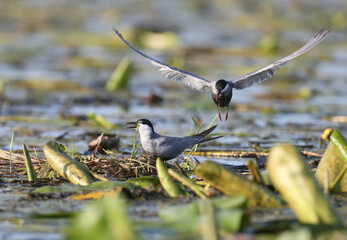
[216,88,223,103]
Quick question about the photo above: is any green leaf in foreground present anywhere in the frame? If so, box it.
[267,144,343,226]
[67,195,140,240]
[159,196,248,233]
[168,168,207,199]
[316,129,347,193]
[105,57,133,91]
[199,200,219,240]
[156,157,185,197]
[195,160,284,208]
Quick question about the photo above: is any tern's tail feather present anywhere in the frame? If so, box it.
[193,124,223,144]
[194,125,218,138]
[198,135,223,144]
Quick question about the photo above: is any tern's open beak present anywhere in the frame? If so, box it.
[126,122,137,129]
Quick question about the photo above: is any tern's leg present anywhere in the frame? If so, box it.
[217,106,222,121]
[173,155,189,177]
[225,107,229,121]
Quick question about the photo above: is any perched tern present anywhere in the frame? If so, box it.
[114,27,332,121]
[127,119,221,160]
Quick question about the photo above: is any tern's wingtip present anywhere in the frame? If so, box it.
[112,26,122,36]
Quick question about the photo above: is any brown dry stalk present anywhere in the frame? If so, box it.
[0,149,45,164]
[192,149,323,158]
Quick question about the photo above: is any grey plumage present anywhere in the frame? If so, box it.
[113,27,211,92]
[232,27,332,89]
[127,119,221,160]
[114,27,332,120]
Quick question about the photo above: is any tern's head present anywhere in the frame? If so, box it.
[137,119,154,132]
[126,119,154,135]
[214,79,229,101]
[215,79,227,92]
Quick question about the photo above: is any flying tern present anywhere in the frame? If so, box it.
[114,27,332,121]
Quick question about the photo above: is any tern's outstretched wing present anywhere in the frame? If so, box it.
[113,27,211,92]
[232,27,332,90]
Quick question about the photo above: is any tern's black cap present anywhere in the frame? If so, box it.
[215,79,227,91]
[137,119,154,130]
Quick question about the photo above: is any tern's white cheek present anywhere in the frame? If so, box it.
[138,124,154,139]
[211,84,218,95]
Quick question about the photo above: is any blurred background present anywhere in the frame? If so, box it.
[0,0,346,153]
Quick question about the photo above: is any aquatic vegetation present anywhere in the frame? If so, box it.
[1,129,347,239]
[105,57,133,91]
[44,141,96,186]
[316,129,347,193]
[268,144,343,226]
[67,196,140,240]
[86,113,117,130]
[23,144,37,182]
[156,157,186,197]
[195,160,284,208]
[0,1,346,239]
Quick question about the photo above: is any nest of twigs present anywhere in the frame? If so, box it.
[0,148,160,181]
[84,154,158,180]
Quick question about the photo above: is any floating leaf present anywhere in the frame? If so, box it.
[33,181,135,195]
[140,31,178,50]
[69,188,124,200]
[0,115,76,125]
[33,184,83,194]
[125,176,160,190]
[44,141,96,186]
[258,34,279,54]
[105,57,133,91]
[267,144,343,226]
[87,113,117,130]
[84,180,135,190]
[195,160,284,208]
